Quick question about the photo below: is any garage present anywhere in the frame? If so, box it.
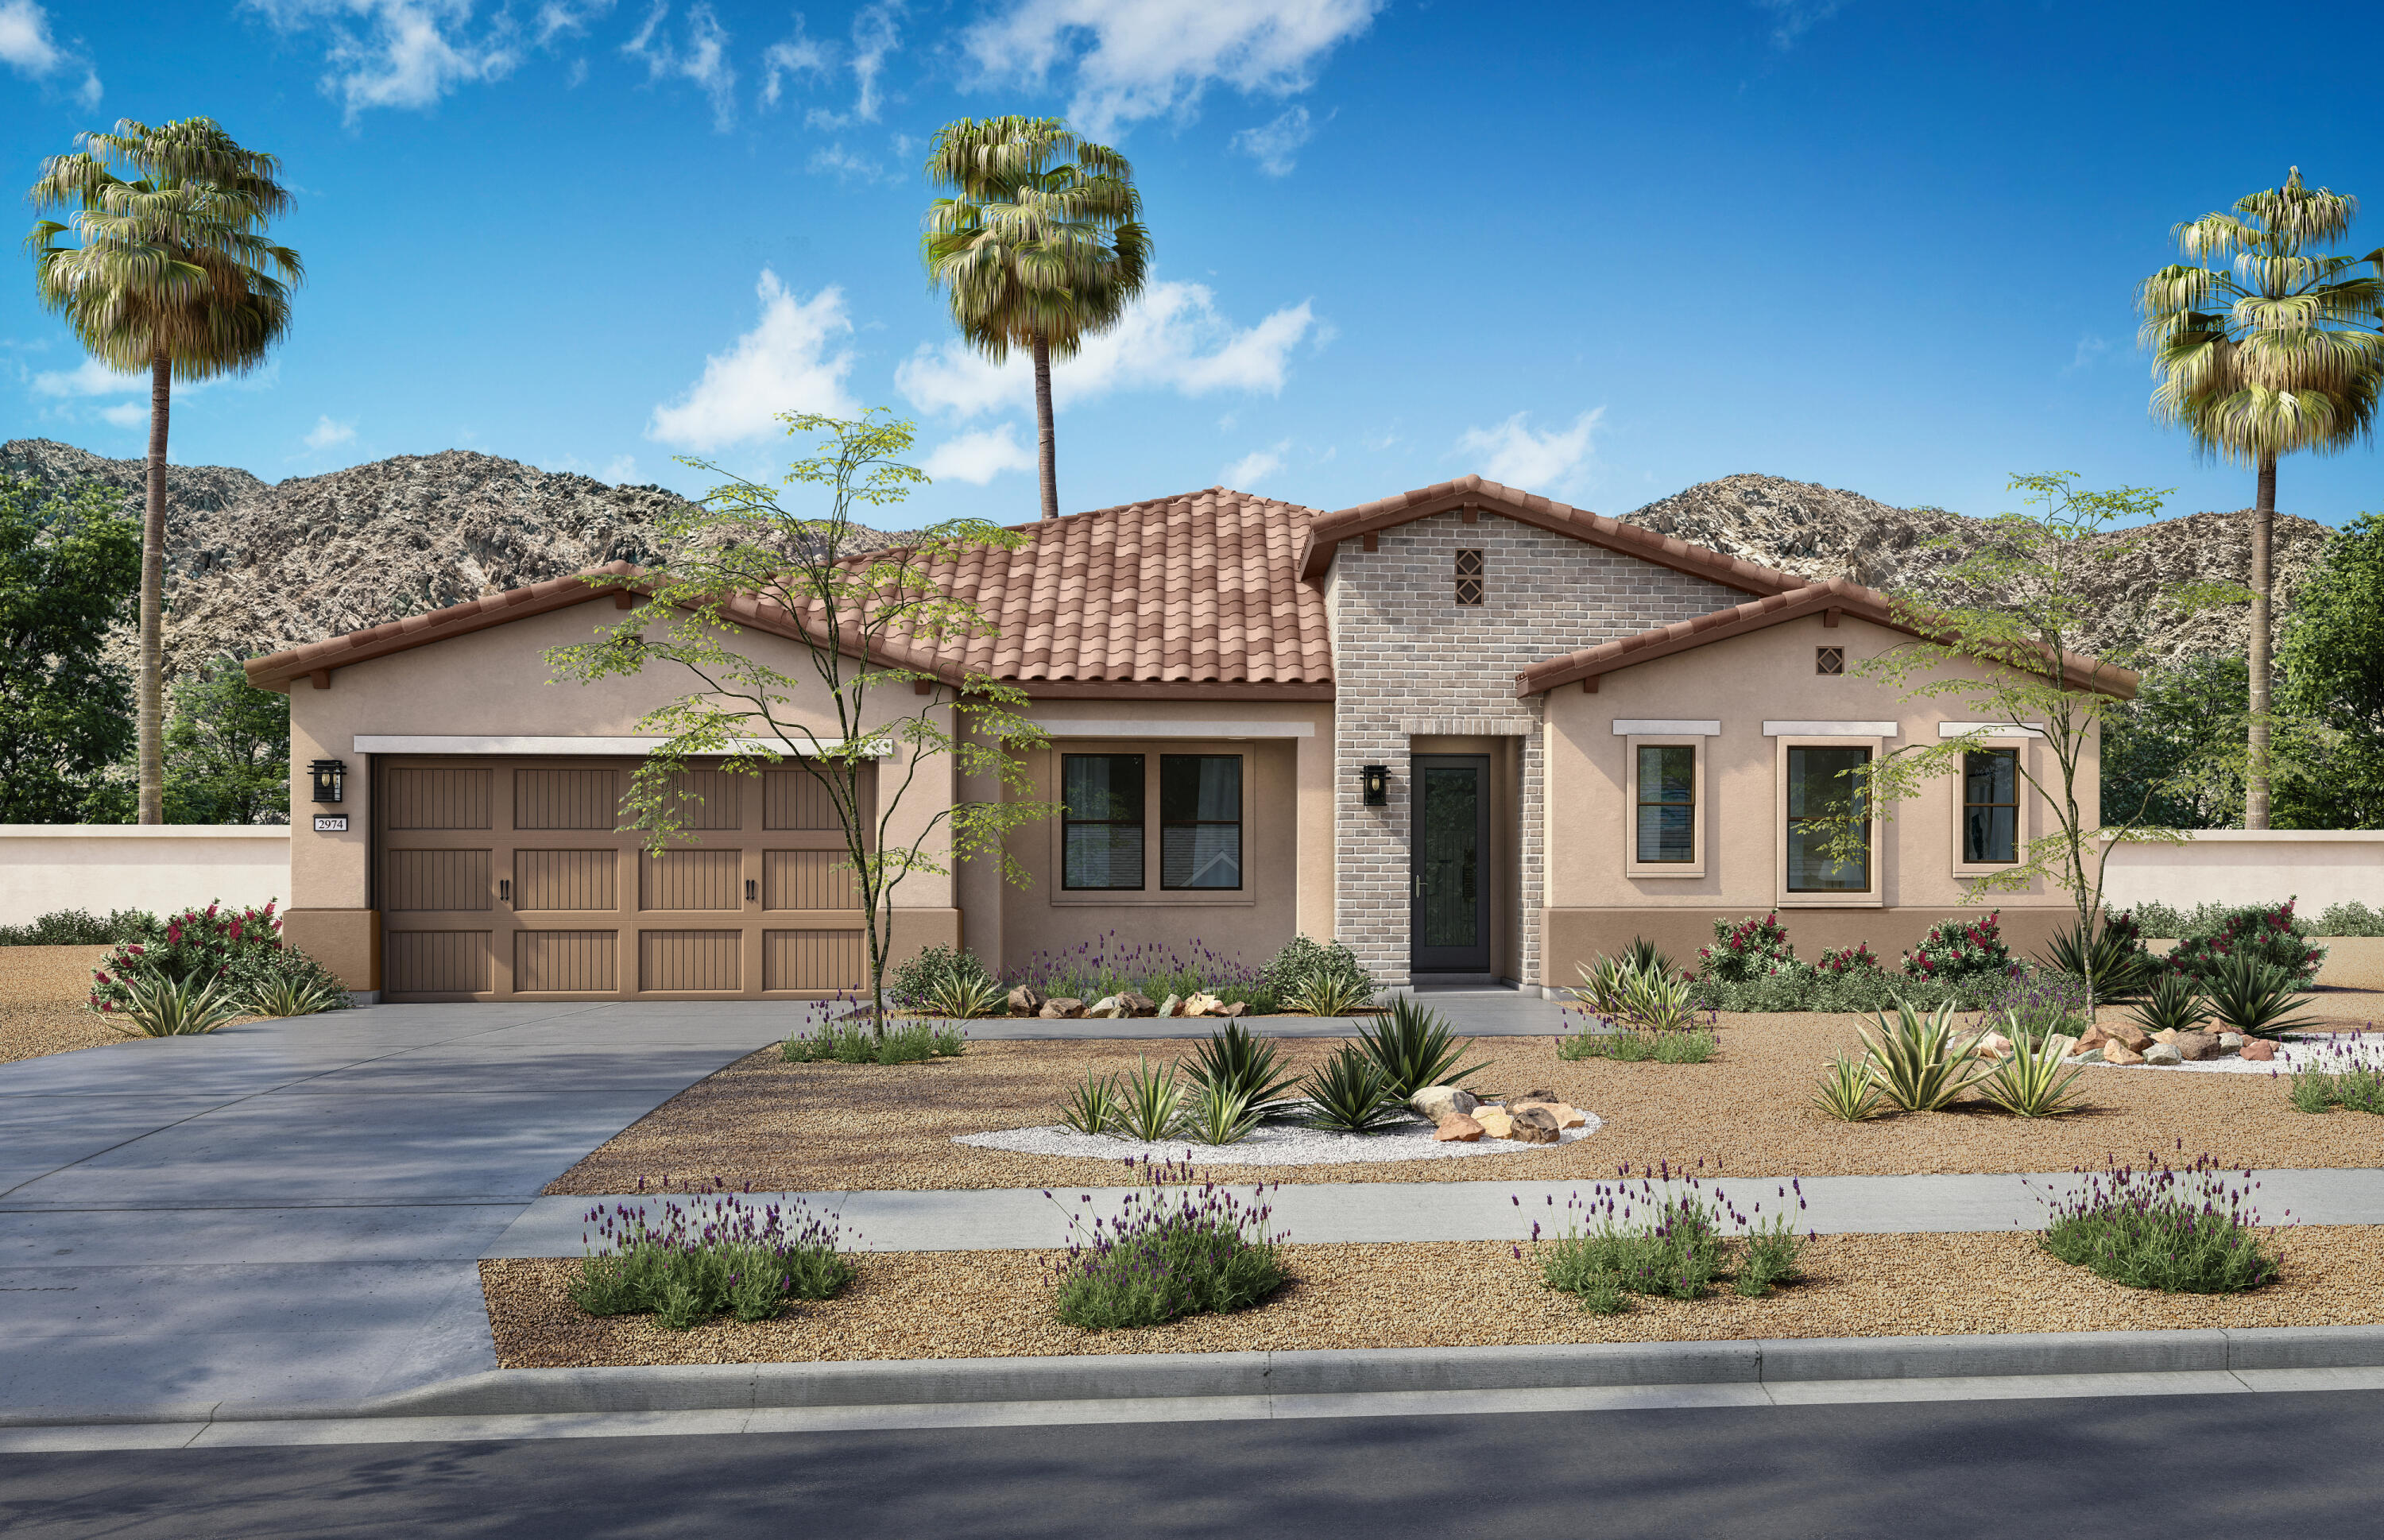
[373,755,872,1002]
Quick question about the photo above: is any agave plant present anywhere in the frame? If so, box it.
[1812,1052,1883,1121]
[1359,996,1492,1099]
[1615,968,1703,1035]
[2202,955,2321,1040]
[1183,1021,1301,1116]
[2038,921,2154,1004]
[1857,1002,1989,1113]
[110,971,242,1038]
[1180,1083,1262,1146]
[1974,1016,2089,1117]
[2130,971,2212,1038]
[1622,936,1678,979]
[1284,968,1375,1017]
[1571,954,1637,1017]
[1113,1057,1188,1142]
[242,973,347,1019]
[1300,1045,1406,1134]
[922,970,1008,1020]
[1057,1071,1124,1136]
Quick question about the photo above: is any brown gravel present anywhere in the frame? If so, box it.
[0,946,120,1064]
[544,992,2384,1194]
[481,1225,2384,1368]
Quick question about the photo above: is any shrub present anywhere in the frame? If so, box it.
[1113,1057,1187,1142]
[1977,970,2092,1043]
[1560,1026,1716,1063]
[1048,1158,1286,1329]
[0,907,161,946]
[2316,901,2384,938]
[1359,996,1491,1097]
[87,900,347,1017]
[1057,1071,1125,1135]
[2165,900,2327,989]
[1813,941,1883,976]
[920,970,1007,1020]
[1181,1085,1262,1146]
[1531,1174,1809,1310]
[107,971,243,1037]
[2128,900,2319,942]
[1651,1028,1720,1064]
[781,1020,966,1064]
[1901,911,2014,982]
[1299,1045,1405,1133]
[2285,1037,2384,1116]
[570,1189,852,1328]
[2034,1151,2278,1294]
[2039,914,2154,1004]
[1697,913,1796,983]
[1812,1053,1883,1121]
[1689,967,2004,1015]
[2124,901,2189,939]
[1620,936,1678,977]
[1008,933,1275,1014]
[1260,934,1375,1009]
[2201,954,2322,1039]
[1857,1001,1989,1112]
[888,944,997,1011]
[224,946,351,1014]
[1973,1023,2090,1118]
[242,970,350,1019]
[1282,967,1376,1017]
[2130,972,2212,1038]
[1182,1021,1301,1117]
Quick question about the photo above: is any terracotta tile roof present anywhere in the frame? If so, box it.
[244,562,644,690]
[1301,473,1809,596]
[1513,578,2139,699]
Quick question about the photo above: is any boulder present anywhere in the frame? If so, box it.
[2150,1028,2181,1046]
[1474,1108,1515,1140]
[1007,985,1047,1017]
[2242,1039,2278,1062]
[1218,1000,1250,1019]
[1971,1031,2013,1062]
[1084,996,1124,1020]
[1156,994,1182,1018]
[2107,1024,2154,1053]
[2173,1031,2220,1062]
[1507,1106,1561,1144]
[2218,1032,2246,1053]
[1511,1088,1559,1105]
[2043,1033,2080,1062]
[1549,1104,1589,1129]
[1412,1085,1479,1122]
[1185,992,1228,1017]
[1117,992,1157,1017]
[1433,1112,1484,1143]
[2068,1047,2106,1063]
[2102,1040,2146,1066]
[2143,1043,2184,1066]
[1039,997,1086,1020]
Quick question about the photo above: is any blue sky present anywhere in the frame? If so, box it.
[6,0,2382,532]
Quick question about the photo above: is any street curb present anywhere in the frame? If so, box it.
[10,1324,2384,1429]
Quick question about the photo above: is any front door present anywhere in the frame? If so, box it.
[1411,754,1491,973]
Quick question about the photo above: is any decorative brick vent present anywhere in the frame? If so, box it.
[1455,549,1484,606]
[1816,645,1845,675]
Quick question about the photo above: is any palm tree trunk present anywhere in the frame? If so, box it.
[2246,454,2275,830]
[1031,335,1058,522]
[138,351,171,826]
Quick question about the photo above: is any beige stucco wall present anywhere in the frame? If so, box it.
[1540,611,2096,979]
[2103,831,2384,913]
[0,826,291,927]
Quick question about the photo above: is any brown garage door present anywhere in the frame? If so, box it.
[375,756,872,1002]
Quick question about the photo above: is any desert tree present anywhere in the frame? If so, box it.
[546,410,1052,1030]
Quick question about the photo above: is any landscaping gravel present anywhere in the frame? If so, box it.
[0,946,120,1065]
[955,1108,1601,1167]
[2074,1033,2384,1076]
[480,1224,2384,1368]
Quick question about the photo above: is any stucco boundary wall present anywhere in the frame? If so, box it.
[2100,831,2384,915]
[0,826,293,927]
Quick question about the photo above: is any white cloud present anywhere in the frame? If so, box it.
[803,0,904,127]
[246,1,521,119]
[603,454,640,482]
[1455,408,1604,494]
[2065,334,2110,374]
[97,402,145,428]
[760,14,826,108]
[808,141,892,183]
[31,358,143,397]
[962,0,1380,136]
[897,280,1316,418]
[535,0,613,44]
[921,424,1036,486]
[621,0,736,130]
[1233,106,1312,176]
[1222,439,1289,488]
[304,415,357,450]
[648,269,859,451]
[1752,0,1842,47]
[0,0,98,103]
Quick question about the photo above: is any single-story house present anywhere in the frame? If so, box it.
[244,475,2128,1004]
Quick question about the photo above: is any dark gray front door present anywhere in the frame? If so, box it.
[1411,755,1491,973]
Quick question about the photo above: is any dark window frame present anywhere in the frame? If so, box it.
[1786,744,1872,893]
[1159,753,1244,891]
[1634,743,1697,865]
[1961,747,2021,865]
[1060,752,1147,891]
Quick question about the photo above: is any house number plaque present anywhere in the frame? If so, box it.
[313,815,349,832]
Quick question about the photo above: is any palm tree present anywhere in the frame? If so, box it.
[2138,168,2384,828]
[923,115,1149,522]
[28,118,301,825]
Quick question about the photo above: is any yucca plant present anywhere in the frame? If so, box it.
[1359,996,1492,1099]
[1975,1016,2090,1117]
[1571,954,1636,1016]
[110,970,243,1037]
[1114,1057,1187,1142]
[922,969,1007,1020]
[242,973,345,1019]
[1616,967,1703,1035]
[1056,1071,1124,1136]
[1181,1084,1262,1146]
[1622,936,1678,978]
[1813,1052,1883,1121]
[1857,1002,1989,1112]
[1183,1021,1301,1116]
[1300,1045,1406,1133]
[1284,968,1375,1017]
[2039,921,2154,1004]
[2202,955,2322,1039]
[2131,971,2212,1038]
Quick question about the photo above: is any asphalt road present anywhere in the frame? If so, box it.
[7,1389,2381,1539]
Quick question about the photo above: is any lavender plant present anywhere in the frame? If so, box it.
[1527,1168,1810,1309]
[2281,1032,2384,1115]
[1976,971,2092,1044]
[1047,1157,1287,1329]
[570,1184,853,1329]
[783,1019,966,1064]
[2031,1149,2280,1293]
[1009,931,1277,1012]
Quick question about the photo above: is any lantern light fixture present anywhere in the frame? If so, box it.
[309,759,347,805]
[1360,764,1390,807]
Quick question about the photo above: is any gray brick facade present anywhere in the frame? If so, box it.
[1327,510,1747,987]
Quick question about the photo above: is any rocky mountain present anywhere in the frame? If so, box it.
[1624,473,2330,667]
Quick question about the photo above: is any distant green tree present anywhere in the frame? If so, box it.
[162,655,288,824]
[2278,512,2384,827]
[0,474,138,822]
[2100,651,2366,830]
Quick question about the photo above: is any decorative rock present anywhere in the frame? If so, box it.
[1039,997,1086,1020]
[2173,1031,2220,1062]
[2043,1033,2080,1062]
[2067,1047,2106,1064]
[1507,1106,1561,1144]
[1548,1103,1589,1129]
[1512,1088,1559,1105]
[1007,985,1047,1017]
[2076,1023,2111,1051]
[1117,992,1156,1017]
[1218,1000,1250,1019]
[2143,1043,2184,1066]
[1473,1109,1515,1140]
[1412,1085,1479,1122]
[2101,1040,2146,1066]
[1971,1031,2013,1062]
[2150,1028,2181,1045]
[1084,996,1124,1020]
[2107,1024,2154,1053]
[1433,1113,1484,1143]
[1156,994,1182,1018]
[2218,1032,2246,1053]
[1182,992,1225,1017]
[2241,1039,2277,1062]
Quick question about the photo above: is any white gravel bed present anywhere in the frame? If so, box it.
[2069,1032,2384,1076]
[956,1109,1604,1167]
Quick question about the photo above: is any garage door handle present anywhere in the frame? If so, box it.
[498,878,511,903]
[745,879,757,902]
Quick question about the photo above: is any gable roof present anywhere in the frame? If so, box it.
[1512,577,2139,699]
[1298,473,1809,596]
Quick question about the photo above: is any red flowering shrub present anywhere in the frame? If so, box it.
[2165,900,2327,989]
[1697,913,1797,982]
[89,900,284,1014]
[1900,911,2014,981]
[1813,942,1883,976]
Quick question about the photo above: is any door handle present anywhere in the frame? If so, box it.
[745,878,757,902]
[1414,874,1424,898]
[498,878,511,903]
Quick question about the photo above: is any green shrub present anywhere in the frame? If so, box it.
[1182,1021,1301,1117]
[224,946,351,1014]
[1533,1176,1807,1310]
[2165,900,2327,989]
[2123,901,2189,939]
[1973,1023,2090,1118]
[2200,954,2322,1039]
[1858,1001,1989,1112]
[87,900,348,1018]
[1812,1053,1883,1121]
[2316,901,2384,938]
[570,1190,852,1328]
[1977,971,2092,1043]
[2286,1042,2384,1116]
[1261,934,1375,1008]
[1565,1024,1718,1064]
[1651,1028,1720,1064]
[781,1019,966,1064]
[2038,914,2154,1004]
[1902,911,2015,983]
[1049,1159,1286,1329]
[1813,941,1883,976]
[1299,1045,1405,1133]
[920,970,1007,1020]
[2036,1153,2278,1293]
[1689,968,2002,1015]
[2130,972,2212,1038]
[1359,996,1491,1098]
[0,907,161,946]
[2127,900,2318,942]
[1282,967,1375,1016]
[108,971,244,1037]
[888,944,997,1010]
[1697,913,1797,982]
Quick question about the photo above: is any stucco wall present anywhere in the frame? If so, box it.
[0,826,291,927]
[2103,831,2384,914]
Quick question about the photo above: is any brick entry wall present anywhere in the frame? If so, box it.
[1328,509,1747,987]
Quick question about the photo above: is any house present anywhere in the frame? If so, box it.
[243,475,2127,1004]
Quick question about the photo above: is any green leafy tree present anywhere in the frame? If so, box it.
[923,115,1150,523]
[2278,512,2384,826]
[28,117,303,824]
[162,655,290,824]
[0,474,138,822]
[2137,167,2384,828]
[2099,653,2347,830]
[546,410,1055,1031]
[1832,474,2192,1000]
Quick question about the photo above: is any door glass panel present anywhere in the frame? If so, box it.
[1419,766,1480,948]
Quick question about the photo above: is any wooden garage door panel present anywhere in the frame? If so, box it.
[385,768,492,830]
[515,849,617,911]
[641,849,741,910]
[388,931,493,993]
[764,929,864,992]
[516,931,618,992]
[764,764,874,831]
[515,768,621,830]
[763,849,859,911]
[667,767,745,830]
[641,930,741,991]
[385,849,490,911]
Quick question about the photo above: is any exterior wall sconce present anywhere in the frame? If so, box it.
[1360,764,1390,807]
[309,759,347,805]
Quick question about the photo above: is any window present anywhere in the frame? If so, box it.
[1786,745,1870,892]
[1454,548,1484,605]
[1815,646,1844,675]
[1062,753,1144,889]
[1963,749,2019,864]
[1160,756,1242,889]
[1635,745,1696,864]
